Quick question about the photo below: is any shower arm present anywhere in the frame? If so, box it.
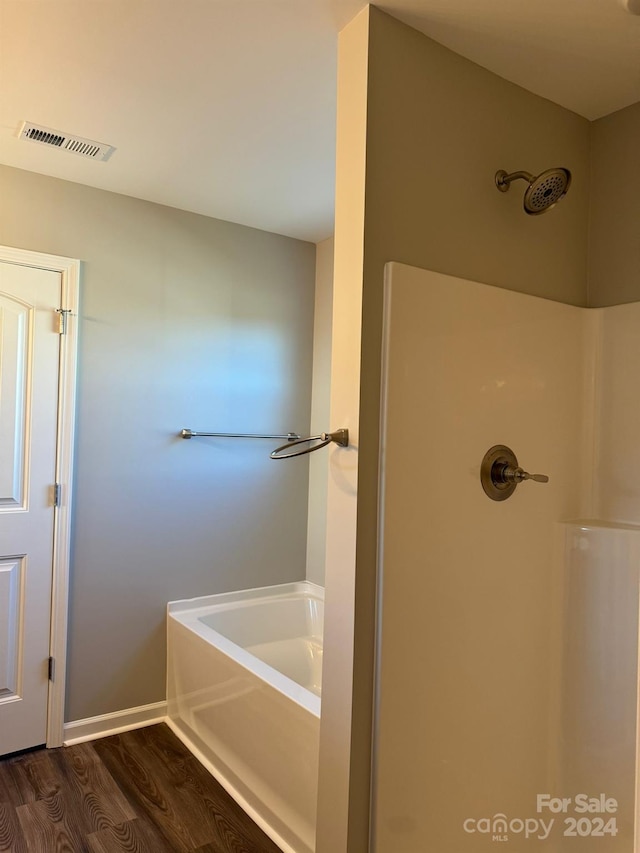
[495,170,535,192]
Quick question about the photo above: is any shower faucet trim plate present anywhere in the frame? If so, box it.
[480,444,549,501]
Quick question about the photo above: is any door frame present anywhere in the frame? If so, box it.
[0,244,80,749]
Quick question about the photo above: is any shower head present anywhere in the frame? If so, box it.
[495,167,571,215]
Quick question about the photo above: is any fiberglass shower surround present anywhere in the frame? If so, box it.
[374,264,640,852]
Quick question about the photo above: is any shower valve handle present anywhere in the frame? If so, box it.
[481,446,550,501]
[500,465,549,484]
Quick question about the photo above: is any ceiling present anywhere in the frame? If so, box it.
[1,0,639,243]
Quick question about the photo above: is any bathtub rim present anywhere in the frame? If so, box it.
[168,579,323,615]
[168,580,323,717]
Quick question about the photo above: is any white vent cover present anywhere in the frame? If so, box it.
[17,121,116,161]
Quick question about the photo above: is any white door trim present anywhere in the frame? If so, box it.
[0,244,80,749]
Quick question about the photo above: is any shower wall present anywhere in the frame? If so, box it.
[557,302,640,835]
[0,165,316,721]
[558,521,640,852]
[374,263,640,852]
[375,264,588,852]
[591,301,640,522]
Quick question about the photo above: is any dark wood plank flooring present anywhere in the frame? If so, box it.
[0,723,282,852]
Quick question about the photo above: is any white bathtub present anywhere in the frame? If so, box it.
[167,581,323,853]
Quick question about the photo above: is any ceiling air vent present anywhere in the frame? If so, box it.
[18,122,116,162]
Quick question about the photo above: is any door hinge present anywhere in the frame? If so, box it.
[48,656,55,682]
[56,308,72,335]
[53,483,61,507]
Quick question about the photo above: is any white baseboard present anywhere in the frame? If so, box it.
[63,701,167,746]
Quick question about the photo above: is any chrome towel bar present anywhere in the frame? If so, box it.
[181,429,300,441]
[270,429,349,459]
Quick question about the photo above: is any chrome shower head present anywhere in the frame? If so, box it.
[495,167,571,215]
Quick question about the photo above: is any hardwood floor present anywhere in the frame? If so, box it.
[0,724,283,852]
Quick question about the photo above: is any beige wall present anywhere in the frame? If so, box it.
[588,101,640,307]
[306,237,334,586]
[364,10,590,309]
[0,165,315,721]
[318,8,591,852]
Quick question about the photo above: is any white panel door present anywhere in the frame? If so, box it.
[0,261,60,755]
